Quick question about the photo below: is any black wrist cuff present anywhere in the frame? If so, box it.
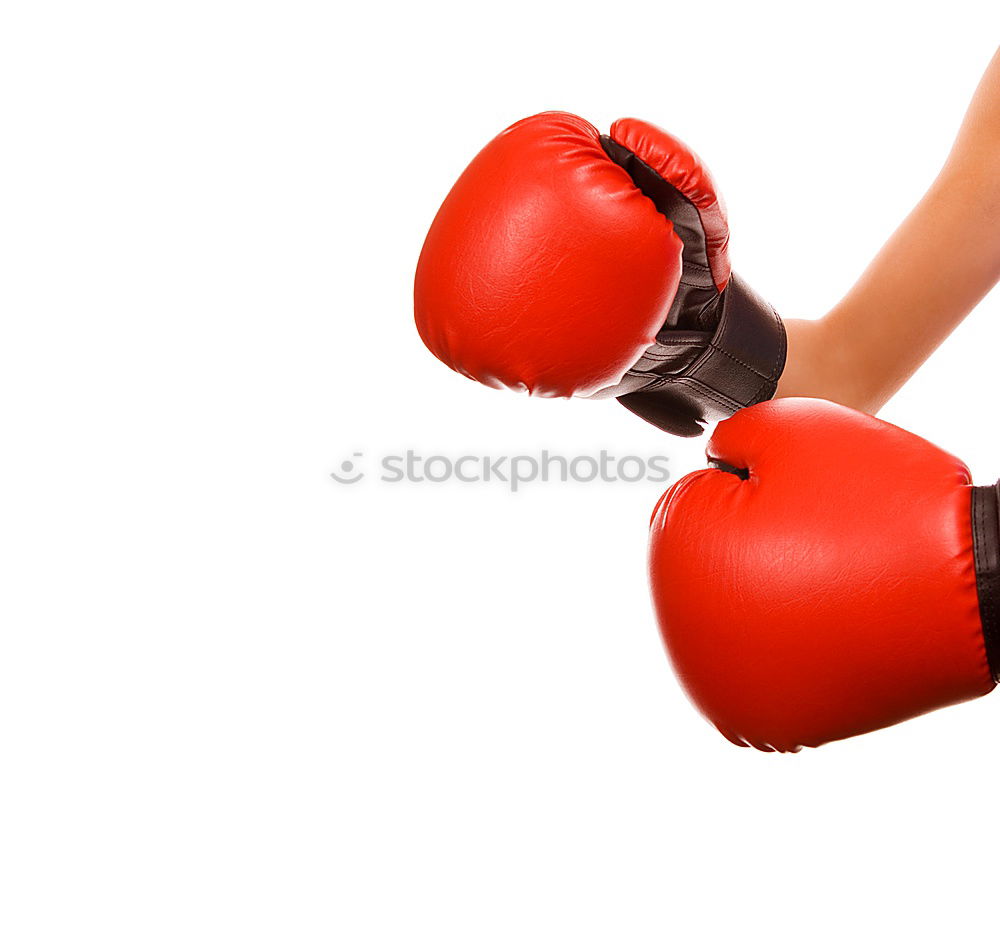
[613,273,787,436]
[972,481,1000,681]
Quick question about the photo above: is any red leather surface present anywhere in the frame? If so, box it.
[414,112,684,398]
[610,118,730,293]
[648,399,994,751]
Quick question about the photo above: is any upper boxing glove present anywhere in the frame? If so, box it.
[648,398,1000,751]
[414,111,786,436]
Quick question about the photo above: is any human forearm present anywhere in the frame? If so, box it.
[777,48,1000,414]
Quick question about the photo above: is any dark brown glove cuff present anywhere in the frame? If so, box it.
[972,481,1000,681]
[612,273,787,437]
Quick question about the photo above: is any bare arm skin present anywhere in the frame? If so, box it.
[776,48,1000,414]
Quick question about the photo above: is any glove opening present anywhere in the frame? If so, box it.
[708,459,750,480]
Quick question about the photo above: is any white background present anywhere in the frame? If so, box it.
[3,1,1000,940]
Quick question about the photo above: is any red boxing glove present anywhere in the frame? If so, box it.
[649,399,999,751]
[414,112,785,437]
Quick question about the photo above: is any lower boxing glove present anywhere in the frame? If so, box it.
[414,111,785,437]
[648,398,999,751]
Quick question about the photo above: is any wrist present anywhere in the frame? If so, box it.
[775,316,878,414]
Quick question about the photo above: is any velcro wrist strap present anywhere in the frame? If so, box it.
[614,272,787,436]
[972,481,1000,681]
